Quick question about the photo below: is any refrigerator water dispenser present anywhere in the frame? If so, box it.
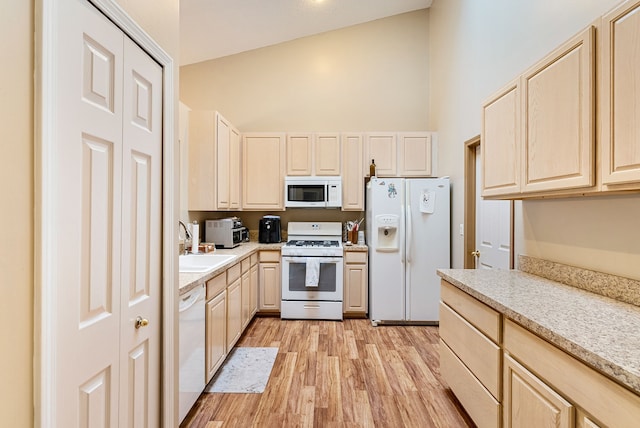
[375,214,399,252]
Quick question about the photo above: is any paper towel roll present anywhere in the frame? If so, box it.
[191,222,199,253]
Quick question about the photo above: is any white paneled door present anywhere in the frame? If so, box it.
[55,0,162,426]
[475,146,511,269]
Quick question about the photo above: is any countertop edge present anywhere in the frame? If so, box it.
[179,242,284,295]
[437,268,640,396]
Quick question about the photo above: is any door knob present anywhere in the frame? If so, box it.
[135,316,149,329]
[471,250,481,258]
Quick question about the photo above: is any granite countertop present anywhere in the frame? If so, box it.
[179,241,284,295]
[344,243,368,252]
[437,268,640,396]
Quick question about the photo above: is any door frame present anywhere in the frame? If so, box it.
[463,135,514,269]
[34,0,178,426]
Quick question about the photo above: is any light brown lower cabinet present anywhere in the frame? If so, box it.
[439,280,501,428]
[205,272,227,382]
[503,353,573,428]
[226,277,242,350]
[241,256,251,330]
[343,250,368,315]
[440,280,640,428]
[259,250,281,312]
[250,255,258,317]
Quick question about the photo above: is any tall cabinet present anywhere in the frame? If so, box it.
[188,111,241,210]
[243,133,285,210]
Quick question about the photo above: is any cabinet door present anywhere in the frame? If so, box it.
[229,126,242,208]
[504,354,574,428]
[344,261,367,313]
[600,1,640,187]
[286,133,313,176]
[366,133,397,176]
[216,113,231,209]
[481,80,521,197]
[188,110,216,210]
[226,278,242,349]
[250,263,258,317]
[206,291,227,382]
[521,26,595,193]
[398,132,433,177]
[243,133,285,210]
[241,270,251,330]
[315,133,341,175]
[341,133,364,211]
[259,262,281,311]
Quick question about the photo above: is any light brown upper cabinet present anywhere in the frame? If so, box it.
[366,132,397,176]
[600,0,640,190]
[398,132,435,177]
[243,133,285,210]
[216,112,241,210]
[315,133,341,175]
[366,132,435,177]
[286,133,340,176]
[481,79,521,197]
[341,133,365,211]
[521,26,595,194]
[286,133,313,176]
[481,25,598,199]
[188,110,216,210]
[188,111,241,210]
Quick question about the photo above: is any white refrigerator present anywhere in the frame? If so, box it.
[366,177,450,324]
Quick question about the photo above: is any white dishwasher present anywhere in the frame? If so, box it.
[178,284,206,423]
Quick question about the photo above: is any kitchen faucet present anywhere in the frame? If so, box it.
[178,221,192,255]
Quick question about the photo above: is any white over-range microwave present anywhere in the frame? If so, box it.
[284,176,342,208]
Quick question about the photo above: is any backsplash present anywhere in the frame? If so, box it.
[518,255,640,307]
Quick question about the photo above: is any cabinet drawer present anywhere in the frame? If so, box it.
[250,253,258,266]
[441,280,501,342]
[227,262,241,284]
[241,256,251,273]
[345,251,367,264]
[206,272,226,301]
[440,302,501,398]
[504,319,640,427]
[260,250,280,263]
[440,340,501,428]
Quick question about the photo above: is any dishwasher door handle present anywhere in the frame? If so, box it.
[179,286,203,313]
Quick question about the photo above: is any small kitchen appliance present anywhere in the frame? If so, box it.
[259,215,282,244]
[366,177,450,325]
[284,176,342,208]
[281,222,344,320]
[205,217,249,249]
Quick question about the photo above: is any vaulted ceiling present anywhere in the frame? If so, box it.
[180,0,433,66]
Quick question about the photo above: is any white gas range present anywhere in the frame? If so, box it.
[281,222,344,320]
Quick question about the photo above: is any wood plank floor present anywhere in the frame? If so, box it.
[181,317,475,428]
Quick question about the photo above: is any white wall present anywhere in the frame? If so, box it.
[428,0,640,279]
[180,10,430,132]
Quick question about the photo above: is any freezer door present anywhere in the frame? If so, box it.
[405,178,450,322]
[367,178,406,321]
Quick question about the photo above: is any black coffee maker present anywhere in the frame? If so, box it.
[259,215,281,243]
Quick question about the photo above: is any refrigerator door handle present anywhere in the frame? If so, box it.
[400,204,405,263]
[406,204,412,263]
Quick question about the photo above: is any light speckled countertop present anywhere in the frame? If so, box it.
[179,242,284,295]
[437,269,640,396]
[179,241,366,295]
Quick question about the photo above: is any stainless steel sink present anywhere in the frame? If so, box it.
[178,254,237,273]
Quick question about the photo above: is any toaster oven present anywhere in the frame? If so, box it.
[205,217,249,248]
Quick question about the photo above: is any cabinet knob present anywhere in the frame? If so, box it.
[135,316,149,329]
